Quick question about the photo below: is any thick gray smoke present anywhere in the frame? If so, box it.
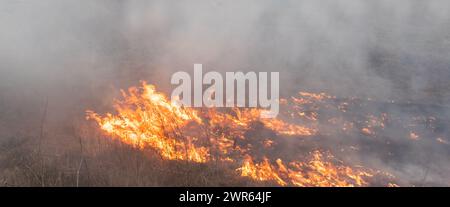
[2,0,450,101]
[0,0,449,186]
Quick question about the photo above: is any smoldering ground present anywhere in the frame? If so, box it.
[0,0,450,186]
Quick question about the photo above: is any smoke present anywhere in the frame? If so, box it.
[121,0,450,103]
[1,0,450,186]
[2,0,450,100]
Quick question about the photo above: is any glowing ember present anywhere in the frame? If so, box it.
[409,132,420,140]
[437,137,449,145]
[262,119,317,136]
[361,128,374,136]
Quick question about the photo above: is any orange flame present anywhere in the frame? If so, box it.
[86,82,392,186]
[87,82,208,163]
[238,150,374,187]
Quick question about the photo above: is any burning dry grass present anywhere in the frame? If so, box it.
[86,82,317,164]
[238,150,374,187]
[2,81,449,186]
[85,82,394,187]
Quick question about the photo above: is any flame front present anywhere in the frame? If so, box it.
[238,151,373,187]
[86,82,392,186]
[87,82,208,163]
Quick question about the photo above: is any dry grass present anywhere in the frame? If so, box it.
[0,118,259,187]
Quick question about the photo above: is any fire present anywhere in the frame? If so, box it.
[86,82,394,186]
[87,82,208,163]
[409,132,420,140]
[87,82,314,163]
[262,119,317,136]
[239,155,287,186]
[361,128,374,136]
[437,137,449,145]
[238,151,374,187]
[297,92,331,102]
